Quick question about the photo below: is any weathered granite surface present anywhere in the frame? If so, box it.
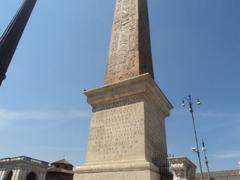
[105,0,154,85]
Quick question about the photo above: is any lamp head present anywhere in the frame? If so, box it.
[197,98,201,105]
[192,147,198,152]
[181,100,185,107]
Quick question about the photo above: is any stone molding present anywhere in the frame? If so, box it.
[85,73,172,116]
[74,161,159,174]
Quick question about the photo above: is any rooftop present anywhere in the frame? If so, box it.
[0,156,49,166]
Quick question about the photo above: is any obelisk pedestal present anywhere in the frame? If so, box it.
[74,74,172,180]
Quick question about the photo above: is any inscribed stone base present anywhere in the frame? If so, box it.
[74,74,172,180]
[74,161,160,180]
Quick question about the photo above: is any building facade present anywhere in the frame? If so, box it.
[0,156,48,180]
[0,157,74,180]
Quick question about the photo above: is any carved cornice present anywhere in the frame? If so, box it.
[85,73,172,116]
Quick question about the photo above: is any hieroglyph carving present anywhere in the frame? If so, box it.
[105,0,154,84]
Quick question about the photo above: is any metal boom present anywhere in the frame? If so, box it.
[0,0,37,86]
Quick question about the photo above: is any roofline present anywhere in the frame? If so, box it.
[196,169,240,177]
[0,156,49,165]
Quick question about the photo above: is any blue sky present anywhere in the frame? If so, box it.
[0,0,240,172]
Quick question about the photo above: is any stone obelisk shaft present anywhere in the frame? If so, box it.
[105,0,154,84]
[0,0,37,86]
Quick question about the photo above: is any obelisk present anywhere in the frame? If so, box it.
[74,0,173,180]
[0,0,37,86]
[105,0,154,84]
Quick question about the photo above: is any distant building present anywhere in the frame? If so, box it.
[0,156,48,180]
[1,155,239,180]
[169,156,240,180]
[169,157,197,180]
[46,159,73,180]
[196,169,240,180]
[0,157,73,180]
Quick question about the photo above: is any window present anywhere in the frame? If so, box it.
[4,171,13,180]
[26,172,37,180]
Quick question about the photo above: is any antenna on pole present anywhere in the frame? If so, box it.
[238,161,240,175]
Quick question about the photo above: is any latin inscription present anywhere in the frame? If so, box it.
[86,100,144,162]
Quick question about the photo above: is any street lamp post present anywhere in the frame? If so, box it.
[202,140,211,180]
[182,95,204,180]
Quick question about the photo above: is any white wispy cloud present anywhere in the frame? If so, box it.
[0,108,90,128]
[172,109,240,121]
[211,152,240,159]
[199,111,240,120]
